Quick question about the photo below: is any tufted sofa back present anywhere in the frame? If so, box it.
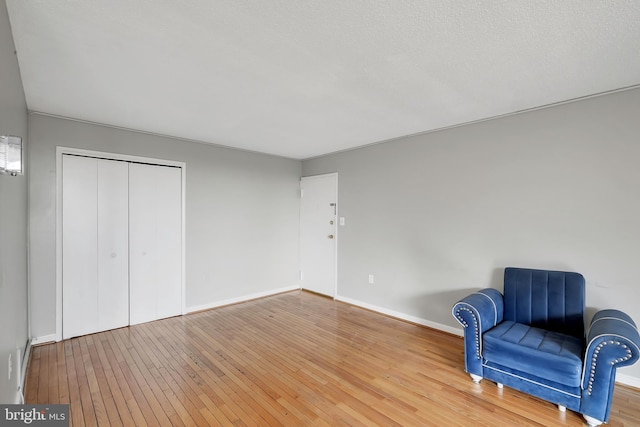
[503,267,586,339]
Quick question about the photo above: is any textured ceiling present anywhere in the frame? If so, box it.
[6,1,640,159]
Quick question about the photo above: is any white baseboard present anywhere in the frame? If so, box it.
[617,373,640,389]
[17,339,33,403]
[31,290,640,390]
[335,295,640,388]
[33,287,302,344]
[186,285,300,314]
[31,334,57,346]
[335,295,463,336]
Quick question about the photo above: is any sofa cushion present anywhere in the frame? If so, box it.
[483,321,584,387]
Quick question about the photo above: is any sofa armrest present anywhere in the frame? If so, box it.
[452,289,504,376]
[580,309,640,422]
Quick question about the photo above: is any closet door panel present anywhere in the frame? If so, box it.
[62,156,130,338]
[154,165,182,319]
[129,163,182,325]
[62,155,99,339]
[97,159,130,331]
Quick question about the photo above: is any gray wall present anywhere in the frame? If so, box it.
[303,88,640,381]
[0,0,29,403]
[29,114,301,340]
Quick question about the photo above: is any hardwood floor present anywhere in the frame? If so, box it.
[26,290,640,426]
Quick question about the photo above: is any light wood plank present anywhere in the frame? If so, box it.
[25,290,640,426]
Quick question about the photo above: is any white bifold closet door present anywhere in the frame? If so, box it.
[129,163,182,325]
[62,155,182,339]
[62,156,130,339]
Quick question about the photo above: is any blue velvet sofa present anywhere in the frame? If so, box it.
[452,267,640,426]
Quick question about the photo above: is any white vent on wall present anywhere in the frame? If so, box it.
[0,135,23,176]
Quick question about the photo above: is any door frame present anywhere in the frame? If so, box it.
[55,146,187,342]
[300,172,338,298]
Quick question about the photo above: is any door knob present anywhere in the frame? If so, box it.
[328,234,334,239]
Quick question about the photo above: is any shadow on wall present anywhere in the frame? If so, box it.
[409,287,489,328]
[408,268,505,328]
[416,266,605,333]
[585,307,599,327]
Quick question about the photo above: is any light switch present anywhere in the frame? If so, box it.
[339,217,345,226]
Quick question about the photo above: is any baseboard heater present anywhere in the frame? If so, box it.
[18,338,32,403]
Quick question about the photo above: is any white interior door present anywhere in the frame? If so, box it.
[300,174,337,297]
[62,156,129,339]
[129,163,182,325]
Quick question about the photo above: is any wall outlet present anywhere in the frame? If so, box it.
[368,274,374,284]
[8,352,12,381]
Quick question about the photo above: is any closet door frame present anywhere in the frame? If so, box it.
[55,146,186,342]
